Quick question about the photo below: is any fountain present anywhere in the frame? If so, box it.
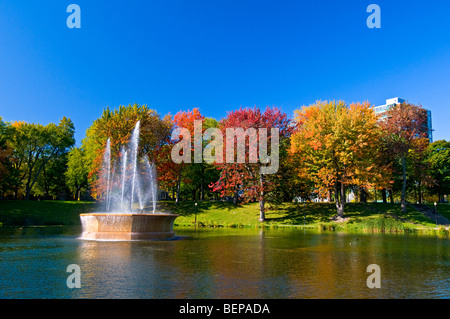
[80,121,178,241]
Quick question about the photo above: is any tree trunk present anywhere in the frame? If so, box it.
[24,150,35,200]
[360,187,367,203]
[335,181,344,218]
[401,156,407,212]
[418,181,422,204]
[381,188,387,203]
[176,168,181,204]
[233,184,239,205]
[25,148,57,200]
[200,164,205,201]
[258,173,265,222]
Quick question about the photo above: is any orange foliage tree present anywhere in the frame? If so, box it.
[82,104,172,200]
[290,101,384,218]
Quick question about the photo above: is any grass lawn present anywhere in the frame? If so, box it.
[0,200,97,226]
[0,199,446,234]
[424,203,450,221]
[157,200,442,232]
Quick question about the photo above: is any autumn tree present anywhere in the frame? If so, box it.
[263,134,304,203]
[177,117,220,201]
[0,118,16,197]
[378,102,429,212]
[82,104,172,200]
[155,143,179,199]
[373,134,396,203]
[155,114,221,203]
[169,108,205,203]
[0,118,9,177]
[291,101,382,219]
[407,137,433,204]
[210,106,290,221]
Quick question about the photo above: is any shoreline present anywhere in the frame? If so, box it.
[0,200,449,236]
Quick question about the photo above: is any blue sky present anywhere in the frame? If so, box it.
[1,0,450,145]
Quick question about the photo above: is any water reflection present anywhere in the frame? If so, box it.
[0,227,448,298]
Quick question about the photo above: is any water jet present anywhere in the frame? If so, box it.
[80,121,178,241]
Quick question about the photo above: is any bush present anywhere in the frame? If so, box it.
[357,216,411,233]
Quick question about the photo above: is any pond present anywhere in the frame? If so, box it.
[0,226,448,299]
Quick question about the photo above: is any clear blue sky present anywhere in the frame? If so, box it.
[1,0,450,145]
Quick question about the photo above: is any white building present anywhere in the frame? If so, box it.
[373,97,433,142]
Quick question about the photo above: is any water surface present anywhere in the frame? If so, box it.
[0,226,448,298]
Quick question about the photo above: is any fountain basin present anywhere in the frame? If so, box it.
[80,213,179,241]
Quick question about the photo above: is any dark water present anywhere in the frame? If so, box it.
[0,226,448,299]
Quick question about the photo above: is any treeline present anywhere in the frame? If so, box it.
[0,101,449,220]
[0,117,75,200]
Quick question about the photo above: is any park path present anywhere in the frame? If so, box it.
[409,203,450,226]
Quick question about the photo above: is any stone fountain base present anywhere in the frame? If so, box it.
[80,213,179,241]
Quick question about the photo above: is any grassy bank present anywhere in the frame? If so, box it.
[158,200,448,234]
[0,200,96,226]
[424,203,450,220]
[0,200,448,235]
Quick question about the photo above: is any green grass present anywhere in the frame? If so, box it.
[424,203,450,220]
[157,200,267,228]
[0,199,447,235]
[157,200,444,233]
[0,200,96,226]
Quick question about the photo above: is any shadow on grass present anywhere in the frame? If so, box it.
[265,202,429,226]
[0,200,97,226]
[156,200,238,217]
[157,200,438,227]
[265,202,337,225]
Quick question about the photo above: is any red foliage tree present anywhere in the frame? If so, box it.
[210,106,291,221]
[378,102,429,211]
[169,108,205,203]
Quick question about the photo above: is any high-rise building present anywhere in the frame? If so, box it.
[373,97,433,142]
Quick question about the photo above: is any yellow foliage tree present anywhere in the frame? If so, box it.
[290,100,384,218]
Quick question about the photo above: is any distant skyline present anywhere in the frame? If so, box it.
[1,0,450,145]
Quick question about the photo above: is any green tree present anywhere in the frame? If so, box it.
[34,152,70,199]
[65,147,89,200]
[9,117,75,200]
[426,140,450,203]
[184,117,221,201]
